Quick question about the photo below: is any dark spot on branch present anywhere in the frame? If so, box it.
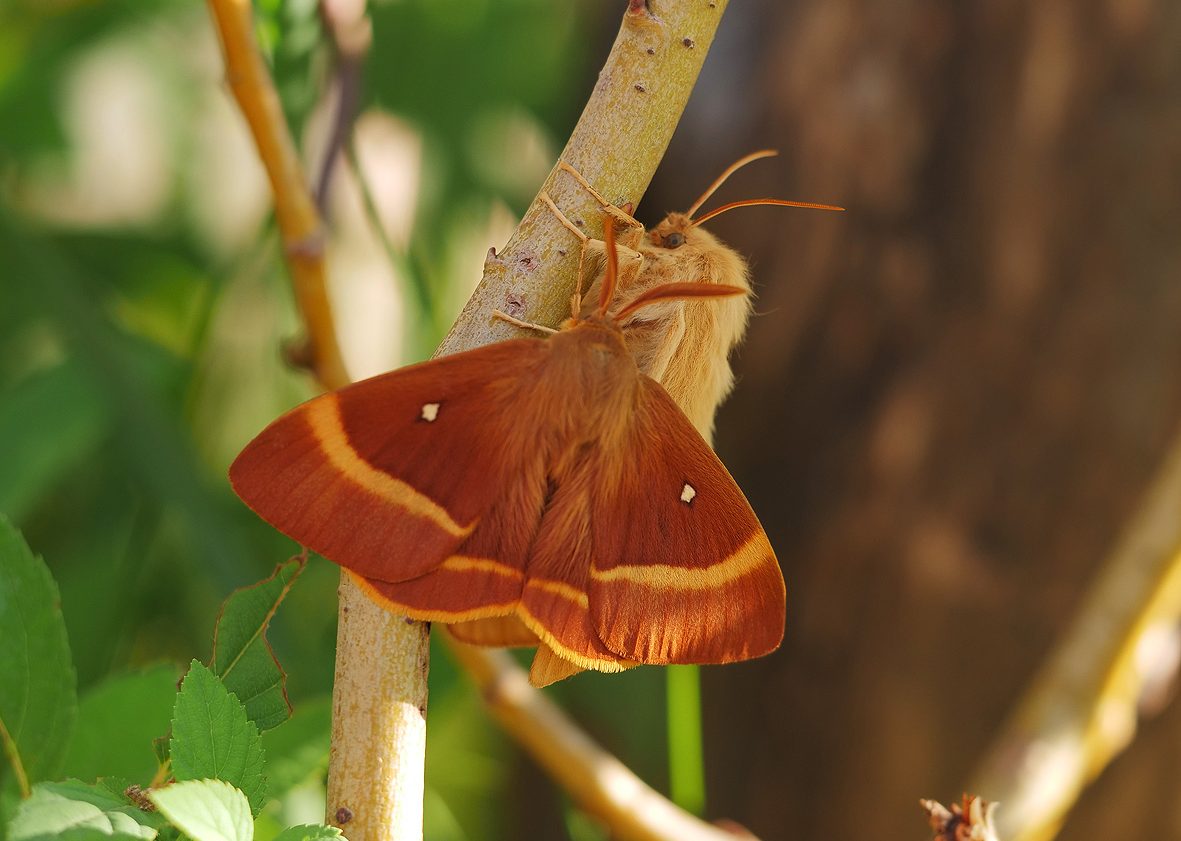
[683,37,695,48]
[635,83,646,93]
[285,231,326,259]
[336,807,354,825]
[646,47,656,55]
[503,293,526,319]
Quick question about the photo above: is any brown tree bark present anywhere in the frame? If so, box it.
[626,1,1181,838]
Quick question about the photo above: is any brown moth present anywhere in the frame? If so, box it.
[542,151,843,440]
[231,219,786,688]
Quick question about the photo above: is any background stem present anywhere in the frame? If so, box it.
[668,664,706,816]
[971,433,1181,841]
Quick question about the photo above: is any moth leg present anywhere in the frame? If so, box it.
[492,309,558,335]
[539,190,588,244]
[539,190,594,312]
[539,182,643,313]
[557,161,644,237]
[578,240,646,317]
[550,165,647,292]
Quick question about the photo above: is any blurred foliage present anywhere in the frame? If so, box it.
[0,1,677,839]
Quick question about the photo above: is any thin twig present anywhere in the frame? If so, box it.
[207,0,349,391]
[315,0,372,209]
[447,643,757,841]
[344,139,438,333]
[971,432,1181,841]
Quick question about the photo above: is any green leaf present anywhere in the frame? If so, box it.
[0,517,76,792]
[63,665,178,785]
[0,362,112,521]
[270,826,344,841]
[259,698,330,800]
[169,663,266,816]
[7,781,155,840]
[89,780,168,833]
[210,557,304,731]
[148,780,252,841]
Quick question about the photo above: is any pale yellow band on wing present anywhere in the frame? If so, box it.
[590,531,773,589]
[306,395,474,538]
[525,577,589,609]
[347,571,517,623]
[516,603,630,673]
[439,555,523,580]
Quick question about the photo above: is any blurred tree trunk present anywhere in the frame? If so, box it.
[644,1,1181,838]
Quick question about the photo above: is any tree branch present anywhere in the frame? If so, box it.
[437,0,732,356]
[448,644,756,841]
[971,433,1181,840]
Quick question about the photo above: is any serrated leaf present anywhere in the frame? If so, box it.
[63,665,178,784]
[7,782,155,840]
[271,825,344,841]
[0,517,77,791]
[148,780,252,841]
[34,780,165,834]
[169,663,266,816]
[210,557,304,731]
[89,780,168,832]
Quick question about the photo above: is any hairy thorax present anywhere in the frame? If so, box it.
[581,213,753,441]
[534,319,641,452]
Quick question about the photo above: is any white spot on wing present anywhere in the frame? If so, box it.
[421,402,440,422]
[680,483,696,504]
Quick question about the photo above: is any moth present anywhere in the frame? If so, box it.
[230,220,786,687]
[544,150,843,441]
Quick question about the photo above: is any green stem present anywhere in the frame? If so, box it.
[344,138,440,339]
[0,714,31,798]
[666,664,705,816]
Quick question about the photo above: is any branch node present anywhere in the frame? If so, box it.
[285,231,327,259]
